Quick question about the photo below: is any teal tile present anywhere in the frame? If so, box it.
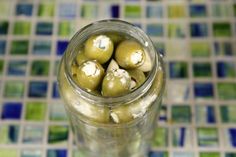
[220,105,236,123]
[213,23,231,37]
[193,62,212,77]
[48,125,69,144]
[200,152,220,157]
[217,83,236,100]
[31,60,50,76]
[21,150,42,157]
[22,125,44,144]
[152,127,168,147]
[13,21,31,35]
[4,81,24,98]
[0,125,19,144]
[10,40,29,55]
[25,102,46,121]
[197,128,219,147]
[124,5,141,18]
[171,105,191,123]
[49,103,67,121]
[191,41,211,57]
[0,149,18,157]
[226,153,236,157]
[0,21,9,35]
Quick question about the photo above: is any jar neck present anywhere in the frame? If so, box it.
[64,19,159,105]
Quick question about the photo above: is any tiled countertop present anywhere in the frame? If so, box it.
[0,0,236,157]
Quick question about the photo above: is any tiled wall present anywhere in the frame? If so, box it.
[0,0,236,157]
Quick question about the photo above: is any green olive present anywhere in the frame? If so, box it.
[102,69,131,97]
[106,59,119,72]
[84,35,114,64]
[76,50,89,65]
[137,50,152,72]
[115,40,145,69]
[127,69,146,90]
[110,106,133,123]
[76,60,104,91]
[104,32,124,45]
[71,63,77,76]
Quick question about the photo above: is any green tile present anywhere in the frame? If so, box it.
[48,125,69,144]
[58,21,75,37]
[193,62,212,77]
[191,42,211,57]
[81,4,98,18]
[4,81,24,98]
[0,149,18,157]
[171,106,191,123]
[213,23,231,37]
[152,127,168,147]
[0,60,4,75]
[217,83,236,100]
[168,23,186,38]
[220,105,236,123]
[25,102,46,121]
[125,5,141,18]
[197,128,218,147]
[200,152,220,157]
[13,21,31,35]
[168,5,186,18]
[0,2,11,17]
[31,60,50,76]
[10,40,29,55]
[38,2,55,17]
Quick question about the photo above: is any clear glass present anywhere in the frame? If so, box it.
[58,20,165,157]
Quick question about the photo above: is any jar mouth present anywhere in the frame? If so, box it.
[63,19,163,105]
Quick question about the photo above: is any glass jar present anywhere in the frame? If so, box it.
[58,20,165,157]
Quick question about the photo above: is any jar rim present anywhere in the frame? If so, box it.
[63,19,164,105]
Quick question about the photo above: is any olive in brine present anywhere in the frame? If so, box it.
[76,60,104,91]
[84,35,114,64]
[76,50,89,65]
[127,69,146,90]
[115,40,145,69]
[102,69,131,97]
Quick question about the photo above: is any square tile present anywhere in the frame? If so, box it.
[1,102,22,119]
[124,5,141,18]
[152,127,168,147]
[146,24,163,37]
[25,102,46,121]
[58,3,76,18]
[225,128,236,147]
[36,22,53,35]
[194,83,214,99]
[171,105,191,123]
[149,151,168,157]
[7,60,27,76]
[190,23,208,37]
[0,125,19,144]
[48,125,69,144]
[213,22,231,37]
[168,4,186,18]
[49,103,67,121]
[146,5,163,18]
[172,152,194,157]
[199,152,220,157]
[13,21,31,35]
[234,4,236,17]
[10,40,29,55]
[169,62,188,79]
[110,4,120,18]
[220,105,236,123]
[168,82,190,102]
[54,61,60,76]
[0,149,18,157]
[0,59,4,75]
[195,105,216,124]
[166,41,189,58]
[32,40,51,55]
[31,60,50,76]
[225,153,236,157]
[197,128,219,147]
[217,83,236,100]
[193,62,212,77]
[0,1,11,17]
[38,2,54,17]
[22,125,44,144]
[0,40,6,55]
[81,4,98,19]
[73,149,87,157]
[52,82,60,98]
[172,127,192,147]
[191,41,211,57]
[168,23,186,38]
[0,21,9,35]
[58,21,75,37]
[15,3,33,16]
[189,4,207,17]
[4,81,24,98]
[28,81,48,98]
[56,41,69,56]
[47,149,67,157]
[158,105,168,123]
[217,62,236,78]
[211,3,232,17]
[21,150,42,157]
[214,41,234,56]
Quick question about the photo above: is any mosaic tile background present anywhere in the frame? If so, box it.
[0,0,236,157]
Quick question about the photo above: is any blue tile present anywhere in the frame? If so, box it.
[1,102,22,119]
[7,60,27,76]
[147,24,164,37]
[33,40,51,55]
[52,82,60,98]
[59,3,76,18]
[16,3,33,16]
[146,5,163,18]
[0,21,8,35]
[228,128,236,147]
[0,40,6,55]
[189,5,207,17]
[57,41,68,56]
[8,125,19,143]
[190,23,208,37]
[149,151,168,157]
[36,22,53,35]
[28,81,48,98]
[169,62,188,78]
[111,5,119,18]
[194,83,214,98]
[47,149,67,157]
[214,42,233,56]
[217,62,236,78]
